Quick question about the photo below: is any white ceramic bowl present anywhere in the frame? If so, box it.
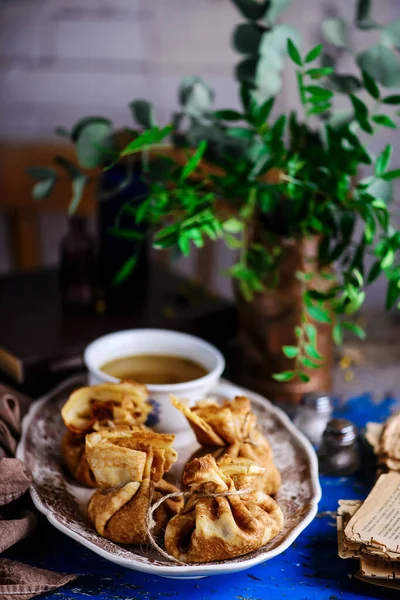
[83,329,225,436]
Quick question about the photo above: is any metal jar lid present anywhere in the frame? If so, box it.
[323,418,357,446]
[300,391,332,415]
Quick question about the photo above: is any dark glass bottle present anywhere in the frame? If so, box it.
[59,216,95,312]
[96,160,149,314]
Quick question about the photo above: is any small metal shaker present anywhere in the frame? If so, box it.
[318,418,360,476]
[293,391,333,448]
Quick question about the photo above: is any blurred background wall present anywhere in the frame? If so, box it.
[0,0,399,302]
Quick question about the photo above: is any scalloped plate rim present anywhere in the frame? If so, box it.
[17,375,321,578]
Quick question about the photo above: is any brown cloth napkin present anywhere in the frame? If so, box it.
[0,385,77,599]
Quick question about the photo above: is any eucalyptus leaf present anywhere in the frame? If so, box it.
[32,178,56,200]
[76,121,113,169]
[357,44,400,88]
[54,126,70,139]
[70,116,111,143]
[328,74,361,94]
[231,0,269,20]
[356,0,371,24]
[233,23,264,55]
[266,0,292,24]
[68,174,88,215]
[260,24,300,57]
[26,166,57,181]
[381,19,400,50]
[321,18,347,48]
[179,76,214,115]
[130,100,157,128]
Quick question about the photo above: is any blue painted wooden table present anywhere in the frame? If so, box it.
[5,392,400,600]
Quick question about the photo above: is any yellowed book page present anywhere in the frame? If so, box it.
[345,473,400,554]
[337,500,362,559]
[365,422,383,455]
[354,572,400,591]
[360,555,400,579]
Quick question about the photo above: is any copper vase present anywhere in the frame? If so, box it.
[234,236,333,405]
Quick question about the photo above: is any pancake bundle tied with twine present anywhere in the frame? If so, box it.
[60,382,284,564]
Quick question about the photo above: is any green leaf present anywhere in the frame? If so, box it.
[112,255,137,286]
[306,304,332,324]
[386,279,400,310]
[333,324,343,345]
[222,218,243,233]
[344,291,366,315]
[350,94,369,120]
[295,326,302,338]
[329,74,361,94]
[321,18,347,48]
[233,23,264,55]
[214,109,243,121]
[356,0,371,24]
[282,346,299,358]
[256,97,275,125]
[130,100,156,128]
[180,140,207,181]
[54,126,70,139]
[68,174,88,215]
[266,0,292,23]
[381,19,400,50]
[381,249,395,269]
[376,144,393,177]
[342,321,366,339]
[120,125,173,156]
[26,167,57,181]
[225,233,243,250]
[70,116,112,143]
[299,372,311,383]
[382,169,400,181]
[305,323,317,344]
[305,86,334,101]
[108,228,144,241]
[32,178,56,200]
[231,0,269,20]
[362,70,380,99]
[372,115,397,129]
[305,343,323,360]
[179,76,214,115]
[306,67,334,79]
[272,371,295,382]
[357,44,400,88]
[287,39,302,67]
[76,121,113,168]
[226,127,254,140]
[382,95,400,104]
[305,44,323,63]
[367,262,382,284]
[299,356,320,369]
[54,155,82,180]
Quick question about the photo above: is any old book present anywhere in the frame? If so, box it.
[337,500,362,559]
[344,473,400,556]
[360,554,400,579]
[354,572,400,591]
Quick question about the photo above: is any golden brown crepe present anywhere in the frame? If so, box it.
[85,428,177,484]
[61,381,151,433]
[164,455,284,563]
[171,395,281,495]
[61,430,97,487]
[87,446,183,545]
[60,382,152,486]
